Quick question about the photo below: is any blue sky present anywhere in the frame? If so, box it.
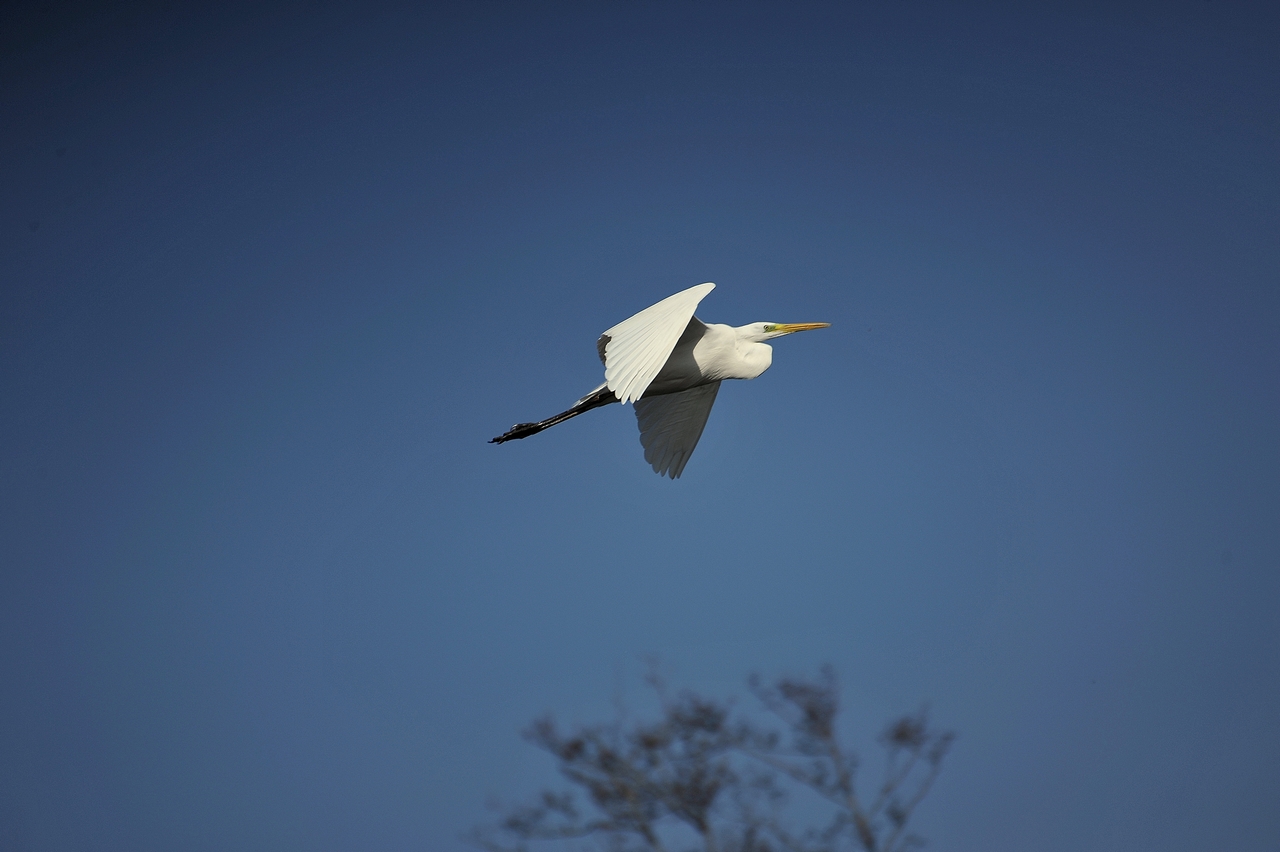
[2,3,1278,850]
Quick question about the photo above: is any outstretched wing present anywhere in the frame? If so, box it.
[597,282,715,404]
[633,382,721,479]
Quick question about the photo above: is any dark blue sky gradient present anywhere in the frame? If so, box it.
[3,3,1278,850]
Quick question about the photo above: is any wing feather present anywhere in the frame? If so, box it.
[633,382,721,479]
[599,283,715,403]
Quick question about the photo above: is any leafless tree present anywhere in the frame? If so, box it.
[472,666,952,852]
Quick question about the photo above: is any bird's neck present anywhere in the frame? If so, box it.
[735,340,773,379]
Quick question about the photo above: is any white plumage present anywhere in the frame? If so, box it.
[491,283,829,478]
[634,381,721,479]
[599,282,715,404]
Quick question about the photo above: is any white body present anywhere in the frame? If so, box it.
[643,319,774,396]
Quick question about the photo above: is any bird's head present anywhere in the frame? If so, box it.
[737,321,832,343]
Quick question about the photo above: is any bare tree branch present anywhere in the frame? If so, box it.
[471,670,952,852]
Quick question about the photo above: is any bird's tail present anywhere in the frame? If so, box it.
[489,384,619,443]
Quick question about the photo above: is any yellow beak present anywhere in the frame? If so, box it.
[766,322,831,335]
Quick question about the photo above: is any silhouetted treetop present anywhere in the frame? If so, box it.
[473,668,953,852]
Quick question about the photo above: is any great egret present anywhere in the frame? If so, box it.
[491,283,829,478]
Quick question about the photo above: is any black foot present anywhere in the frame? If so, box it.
[490,422,542,443]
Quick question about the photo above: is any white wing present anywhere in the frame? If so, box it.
[598,282,715,404]
[633,382,721,479]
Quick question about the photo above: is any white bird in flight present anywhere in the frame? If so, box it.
[491,283,829,478]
